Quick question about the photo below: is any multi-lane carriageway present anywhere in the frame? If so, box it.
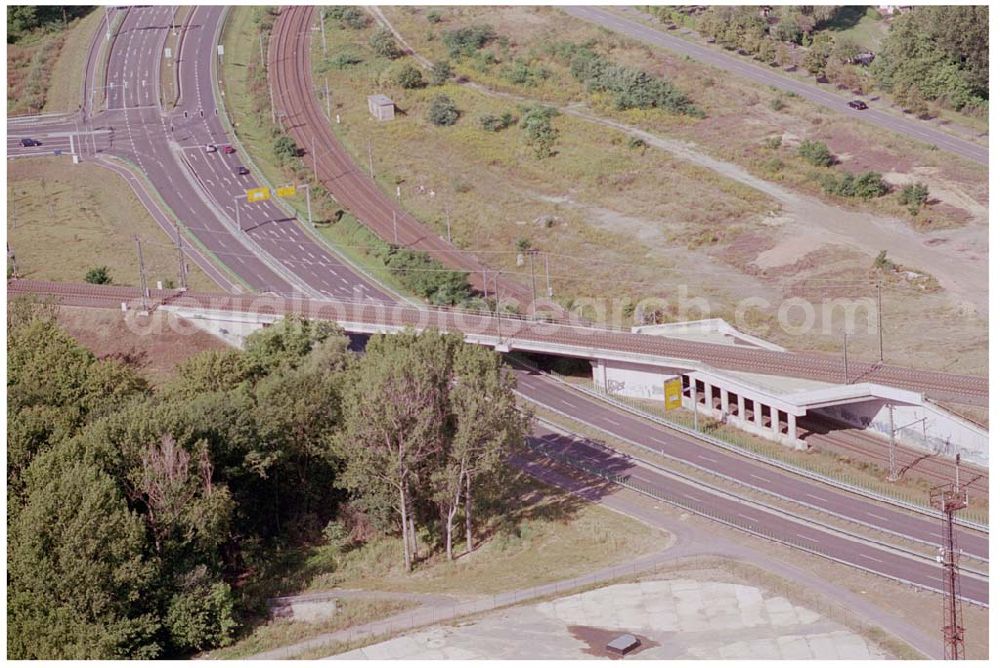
[6,5,988,606]
[7,280,989,608]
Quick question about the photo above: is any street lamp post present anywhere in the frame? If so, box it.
[297,184,313,227]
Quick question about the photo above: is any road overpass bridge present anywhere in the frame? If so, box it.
[9,280,988,465]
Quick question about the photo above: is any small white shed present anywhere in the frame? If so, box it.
[367,94,395,121]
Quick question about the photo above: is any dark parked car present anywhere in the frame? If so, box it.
[848,99,869,110]
[222,144,236,154]
[19,138,41,147]
[236,166,250,175]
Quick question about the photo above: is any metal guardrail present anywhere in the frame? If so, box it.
[525,438,987,608]
[573,382,988,532]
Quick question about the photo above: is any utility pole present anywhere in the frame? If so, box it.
[545,252,552,297]
[258,30,265,67]
[528,249,537,312]
[930,456,968,661]
[312,135,317,175]
[320,8,327,55]
[445,205,451,244]
[367,138,374,179]
[876,280,884,362]
[133,235,150,312]
[7,243,17,278]
[325,77,331,120]
[887,404,899,482]
[482,267,488,302]
[493,271,502,344]
[392,210,398,244]
[105,5,112,39]
[843,332,849,384]
[173,222,188,290]
[234,195,242,232]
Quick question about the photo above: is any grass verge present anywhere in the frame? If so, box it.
[204,598,416,660]
[7,157,217,291]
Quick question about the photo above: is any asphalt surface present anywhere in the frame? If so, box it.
[514,368,987,563]
[530,424,987,606]
[5,6,989,608]
[564,6,988,167]
[8,6,394,303]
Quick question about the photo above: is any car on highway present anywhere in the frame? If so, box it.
[205,144,217,153]
[19,138,41,147]
[236,166,250,176]
[848,99,869,110]
[222,145,236,154]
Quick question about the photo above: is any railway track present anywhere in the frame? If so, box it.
[9,279,988,410]
[800,416,989,500]
[268,6,534,306]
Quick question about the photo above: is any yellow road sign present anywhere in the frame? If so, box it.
[246,187,270,203]
[276,185,297,198]
[663,377,683,411]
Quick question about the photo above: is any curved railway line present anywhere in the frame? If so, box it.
[268,6,534,306]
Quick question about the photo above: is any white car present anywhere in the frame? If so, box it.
[205,144,217,153]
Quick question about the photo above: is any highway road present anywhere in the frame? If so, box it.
[531,425,988,606]
[514,368,987,562]
[5,5,989,608]
[8,6,394,303]
[564,6,988,167]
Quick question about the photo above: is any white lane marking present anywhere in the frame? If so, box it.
[795,533,820,543]
[858,553,883,564]
[750,474,772,483]
[559,399,576,409]
[696,454,718,463]
[604,417,622,426]
[805,493,828,502]
[737,514,757,523]
[865,512,891,522]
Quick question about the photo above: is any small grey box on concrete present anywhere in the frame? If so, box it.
[606,633,640,656]
[367,94,395,121]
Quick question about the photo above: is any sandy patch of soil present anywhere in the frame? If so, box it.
[56,306,230,386]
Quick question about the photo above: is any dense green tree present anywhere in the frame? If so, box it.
[85,265,112,284]
[874,6,987,111]
[437,344,530,558]
[521,105,560,159]
[369,27,402,59]
[427,94,460,126]
[899,182,930,215]
[272,136,298,163]
[8,456,161,659]
[335,331,461,569]
[394,63,425,89]
[164,565,238,653]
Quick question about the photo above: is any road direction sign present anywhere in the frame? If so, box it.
[246,187,270,203]
[663,377,683,411]
[276,185,297,198]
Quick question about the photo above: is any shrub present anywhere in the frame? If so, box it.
[479,112,516,132]
[852,171,889,200]
[430,60,452,85]
[899,182,929,214]
[520,105,559,159]
[568,46,702,116]
[165,568,237,653]
[797,139,834,166]
[769,97,786,111]
[501,59,550,86]
[763,135,782,149]
[85,266,111,285]
[272,135,299,163]
[427,95,459,126]
[821,170,888,199]
[394,64,424,89]
[873,250,897,272]
[331,52,363,69]
[369,27,402,59]
[426,10,442,24]
[761,157,783,174]
[628,136,648,151]
[328,6,368,29]
[442,24,495,58]
[515,237,532,253]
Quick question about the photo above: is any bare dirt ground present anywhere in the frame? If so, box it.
[55,306,228,386]
[361,7,986,377]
